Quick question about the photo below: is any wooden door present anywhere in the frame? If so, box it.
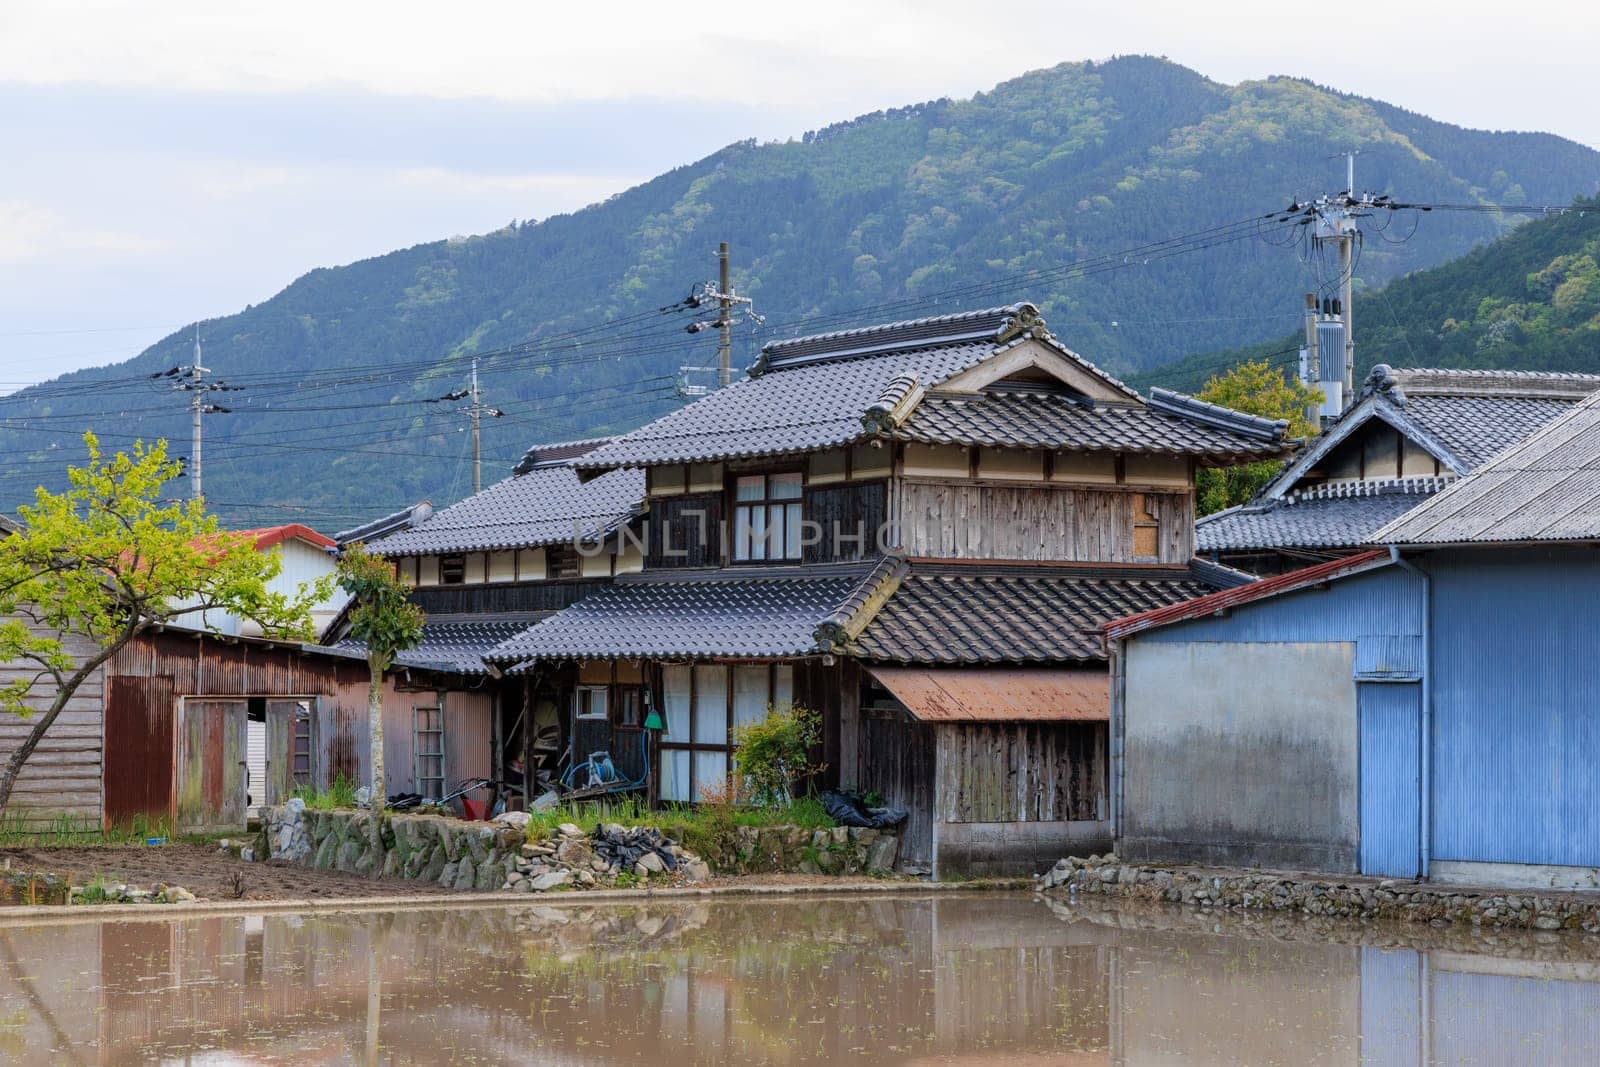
[103,675,176,828]
[263,700,313,807]
[176,699,249,832]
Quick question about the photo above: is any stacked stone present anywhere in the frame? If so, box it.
[716,824,900,875]
[260,803,903,889]
[1035,854,1600,934]
[502,822,713,892]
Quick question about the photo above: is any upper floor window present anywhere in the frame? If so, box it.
[439,553,466,585]
[1132,494,1160,560]
[733,472,803,561]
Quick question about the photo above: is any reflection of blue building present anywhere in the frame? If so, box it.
[1107,392,1600,888]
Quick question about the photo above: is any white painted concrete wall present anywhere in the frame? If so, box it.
[1121,640,1360,872]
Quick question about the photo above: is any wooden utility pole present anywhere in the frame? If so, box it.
[717,241,732,388]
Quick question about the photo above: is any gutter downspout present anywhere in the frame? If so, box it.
[1388,545,1431,880]
[1108,637,1126,846]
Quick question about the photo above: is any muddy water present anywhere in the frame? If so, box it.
[0,893,1597,1065]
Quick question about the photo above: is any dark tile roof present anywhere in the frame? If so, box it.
[368,464,644,556]
[1377,391,1600,545]
[850,560,1238,665]
[334,614,548,675]
[334,502,435,547]
[512,436,613,476]
[574,303,1176,471]
[897,390,1287,460]
[487,560,895,664]
[1197,477,1453,552]
[1401,394,1580,470]
[575,342,995,469]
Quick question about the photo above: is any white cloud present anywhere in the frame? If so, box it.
[0,199,166,262]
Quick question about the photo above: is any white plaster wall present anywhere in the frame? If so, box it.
[1122,640,1359,872]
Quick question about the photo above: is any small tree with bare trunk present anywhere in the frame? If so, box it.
[334,544,423,853]
[0,434,324,819]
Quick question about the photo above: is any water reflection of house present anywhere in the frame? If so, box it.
[1197,366,1600,575]
[1108,392,1600,888]
[473,303,1290,876]
[4,898,1597,1062]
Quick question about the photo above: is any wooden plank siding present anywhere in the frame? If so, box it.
[802,481,888,564]
[859,712,937,868]
[934,722,1105,824]
[895,481,1194,563]
[645,492,724,569]
[0,621,106,826]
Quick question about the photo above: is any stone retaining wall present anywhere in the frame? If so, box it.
[261,802,900,894]
[1037,854,1600,933]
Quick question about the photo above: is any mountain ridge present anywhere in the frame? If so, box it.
[3,55,1596,528]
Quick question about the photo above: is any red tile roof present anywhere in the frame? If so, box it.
[235,524,336,552]
[1102,549,1392,641]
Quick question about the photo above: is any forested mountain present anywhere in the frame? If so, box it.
[4,56,1596,529]
[1138,196,1600,395]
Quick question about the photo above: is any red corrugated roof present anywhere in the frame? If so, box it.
[1102,549,1392,641]
[235,524,336,551]
[866,667,1109,722]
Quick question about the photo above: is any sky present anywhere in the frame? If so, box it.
[3,0,1598,387]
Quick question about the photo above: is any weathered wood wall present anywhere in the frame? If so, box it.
[934,722,1105,824]
[895,481,1193,562]
[0,619,106,826]
[645,492,724,568]
[406,580,607,616]
[802,481,888,564]
[860,711,937,868]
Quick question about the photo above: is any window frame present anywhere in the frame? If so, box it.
[731,470,805,563]
[439,553,466,585]
[653,662,796,804]
[573,684,610,721]
[612,684,645,731]
[1132,492,1161,561]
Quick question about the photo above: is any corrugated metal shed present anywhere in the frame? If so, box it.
[1377,391,1600,545]
[1104,550,1394,640]
[867,667,1108,722]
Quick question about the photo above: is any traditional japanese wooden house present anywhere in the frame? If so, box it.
[485,303,1291,876]
[329,438,647,803]
[1198,365,1600,574]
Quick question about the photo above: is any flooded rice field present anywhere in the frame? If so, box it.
[1,892,1597,1064]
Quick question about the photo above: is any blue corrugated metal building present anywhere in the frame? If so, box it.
[1106,392,1600,888]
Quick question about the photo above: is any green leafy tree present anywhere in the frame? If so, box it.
[1194,360,1322,515]
[0,434,323,816]
[732,703,823,806]
[335,544,424,850]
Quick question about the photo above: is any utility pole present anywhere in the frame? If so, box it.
[429,360,503,494]
[190,326,205,500]
[717,241,732,388]
[680,242,763,396]
[466,358,504,494]
[163,325,238,501]
[1297,150,1362,407]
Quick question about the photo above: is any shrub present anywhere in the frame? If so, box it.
[732,703,823,805]
[290,775,358,811]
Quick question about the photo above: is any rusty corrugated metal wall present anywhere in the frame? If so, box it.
[103,631,497,828]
